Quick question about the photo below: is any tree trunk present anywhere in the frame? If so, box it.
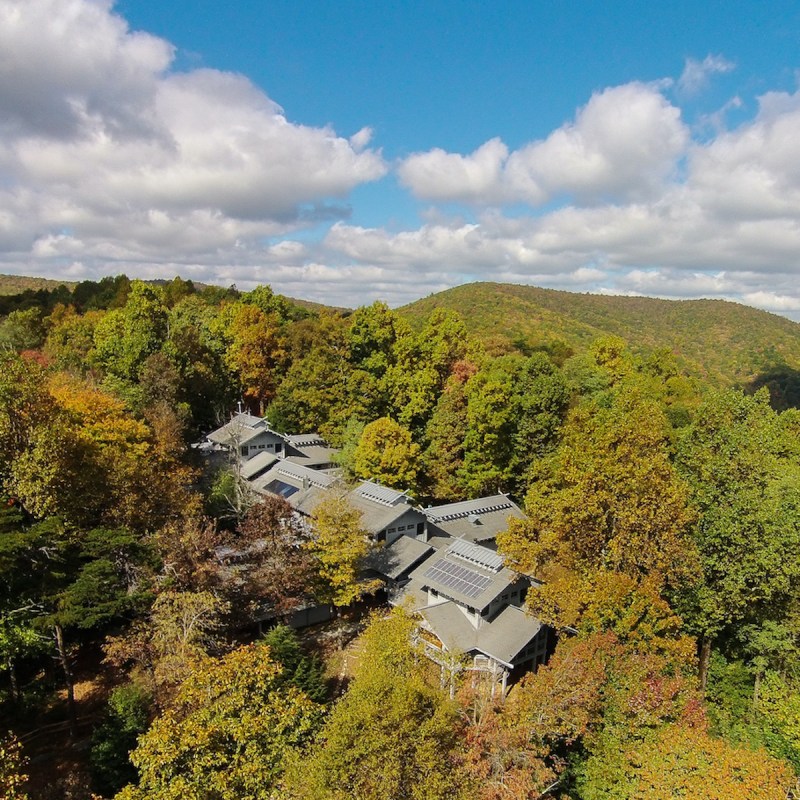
[54,623,77,736]
[751,669,763,719]
[698,634,712,693]
[8,658,19,704]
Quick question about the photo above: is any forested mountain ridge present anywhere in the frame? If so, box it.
[400,282,800,388]
[6,271,800,392]
[0,272,337,315]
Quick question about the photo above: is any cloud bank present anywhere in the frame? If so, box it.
[0,0,386,272]
[1,1,800,318]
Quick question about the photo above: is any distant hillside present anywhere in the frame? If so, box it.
[0,274,76,295]
[0,272,343,315]
[399,282,800,391]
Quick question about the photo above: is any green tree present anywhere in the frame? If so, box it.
[422,363,474,501]
[43,305,102,373]
[0,307,46,351]
[459,356,523,496]
[283,611,468,800]
[262,625,327,703]
[499,390,698,628]
[92,281,168,383]
[511,353,570,490]
[90,682,153,797]
[240,284,293,323]
[164,296,233,431]
[348,301,399,380]
[384,308,467,435]
[0,352,51,483]
[268,313,357,436]
[675,389,800,687]
[0,610,46,704]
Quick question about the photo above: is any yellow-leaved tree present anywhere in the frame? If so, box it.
[116,643,323,800]
[282,610,469,800]
[305,493,380,608]
[351,417,420,492]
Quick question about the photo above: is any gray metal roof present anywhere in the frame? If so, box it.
[476,605,543,665]
[342,481,423,535]
[274,460,337,489]
[347,492,425,536]
[286,432,327,447]
[446,538,504,572]
[366,536,433,580]
[355,481,412,507]
[282,445,339,468]
[420,601,542,668]
[240,451,279,480]
[425,495,515,522]
[252,461,338,516]
[236,413,267,428]
[420,601,478,655]
[207,413,281,447]
[407,546,519,612]
[252,473,330,516]
[424,495,525,544]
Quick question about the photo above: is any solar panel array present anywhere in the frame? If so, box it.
[423,558,493,599]
[425,500,513,523]
[358,481,407,507]
[447,538,504,572]
[264,479,299,499]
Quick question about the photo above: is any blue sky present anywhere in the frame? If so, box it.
[3,1,800,315]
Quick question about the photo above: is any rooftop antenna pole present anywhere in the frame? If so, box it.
[237,399,244,414]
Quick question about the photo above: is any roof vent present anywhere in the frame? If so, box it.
[468,513,481,525]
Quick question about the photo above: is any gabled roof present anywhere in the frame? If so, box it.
[407,540,521,612]
[477,605,543,665]
[252,461,338,516]
[421,601,542,668]
[345,481,423,535]
[354,481,413,507]
[207,412,282,447]
[240,451,280,480]
[366,536,434,581]
[283,445,339,469]
[231,412,266,429]
[286,432,328,447]
[424,494,525,544]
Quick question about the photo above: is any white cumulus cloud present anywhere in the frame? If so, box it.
[399,83,688,206]
[677,54,735,96]
[0,0,386,274]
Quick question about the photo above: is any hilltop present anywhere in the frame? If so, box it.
[399,282,800,390]
[0,273,77,295]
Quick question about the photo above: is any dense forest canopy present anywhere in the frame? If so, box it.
[1,274,799,799]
